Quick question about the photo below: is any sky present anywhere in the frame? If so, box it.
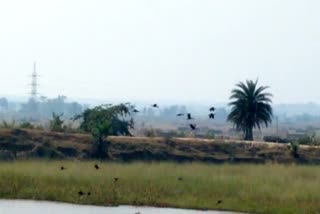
[0,0,319,104]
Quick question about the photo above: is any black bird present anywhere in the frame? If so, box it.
[94,164,100,170]
[114,177,119,182]
[216,200,223,205]
[151,104,159,108]
[209,113,215,119]
[87,192,91,196]
[178,177,183,181]
[187,113,194,120]
[78,191,84,196]
[190,124,196,130]
[176,113,184,117]
[133,109,140,113]
[60,166,65,170]
[209,107,216,112]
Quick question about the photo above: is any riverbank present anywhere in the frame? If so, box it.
[1,128,320,163]
[0,161,319,213]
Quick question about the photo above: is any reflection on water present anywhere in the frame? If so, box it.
[0,200,241,214]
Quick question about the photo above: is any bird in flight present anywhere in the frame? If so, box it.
[176,113,184,117]
[209,113,215,119]
[60,166,65,170]
[187,113,194,120]
[94,164,100,170]
[78,191,84,196]
[216,200,223,205]
[210,107,216,112]
[133,109,140,113]
[151,104,159,108]
[190,124,196,130]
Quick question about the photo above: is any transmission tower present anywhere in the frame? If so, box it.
[30,62,39,100]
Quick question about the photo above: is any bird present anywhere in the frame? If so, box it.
[94,164,100,170]
[209,113,215,119]
[133,109,140,113]
[151,104,159,108]
[176,113,184,117]
[216,200,223,205]
[190,124,196,130]
[60,166,65,170]
[187,113,194,120]
[209,107,216,112]
[78,191,84,196]
[135,212,141,214]
[114,177,119,182]
[178,177,183,181]
[87,192,91,196]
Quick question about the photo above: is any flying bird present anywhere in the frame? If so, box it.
[178,177,183,181]
[133,109,140,113]
[94,164,100,170]
[78,191,84,196]
[187,113,194,120]
[114,177,119,182]
[60,166,65,170]
[176,113,184,117]
[209,107,216,112]
[209,113,215,119]
[190,124,196,130]
[216,200,223,205]
[151,104,159,108]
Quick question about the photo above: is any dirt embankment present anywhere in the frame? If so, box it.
[0,128,320,163]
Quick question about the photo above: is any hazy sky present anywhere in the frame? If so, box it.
[0,0,319,104]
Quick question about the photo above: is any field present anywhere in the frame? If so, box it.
[0,161,320,214]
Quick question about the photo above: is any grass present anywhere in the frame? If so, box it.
[0,161,320,213]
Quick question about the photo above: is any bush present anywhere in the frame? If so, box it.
[49,113,64,132]
[298,133,319,145]
[0,120,16,129]
[290,142,300,159]
[263,136,289,143]
[19,122,34,129]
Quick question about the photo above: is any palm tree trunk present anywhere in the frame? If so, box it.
[244,127,254,141]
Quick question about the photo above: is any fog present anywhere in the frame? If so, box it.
[0,0,319,104]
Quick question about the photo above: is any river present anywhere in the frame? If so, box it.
[0,200,242,214]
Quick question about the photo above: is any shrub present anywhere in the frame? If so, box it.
[19,122,34,129]
[49,113,64,132]
[298,133,319,145]
[290,142,300,159]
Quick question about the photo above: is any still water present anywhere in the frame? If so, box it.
[0,200,242,214]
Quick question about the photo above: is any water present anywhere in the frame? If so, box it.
[0,200,241,214]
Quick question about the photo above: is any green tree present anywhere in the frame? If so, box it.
[75,103,135,158]
[50,113,64,132]
[227,80,273,141]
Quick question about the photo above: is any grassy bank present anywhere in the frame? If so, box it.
[2,128,320,164]
[0,161,319,213]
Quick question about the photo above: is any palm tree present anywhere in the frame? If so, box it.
[227,80,273,141]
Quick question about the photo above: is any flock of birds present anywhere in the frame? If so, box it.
[133,103,217,131]
[60,104,221,212]
[59,162,223,211]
